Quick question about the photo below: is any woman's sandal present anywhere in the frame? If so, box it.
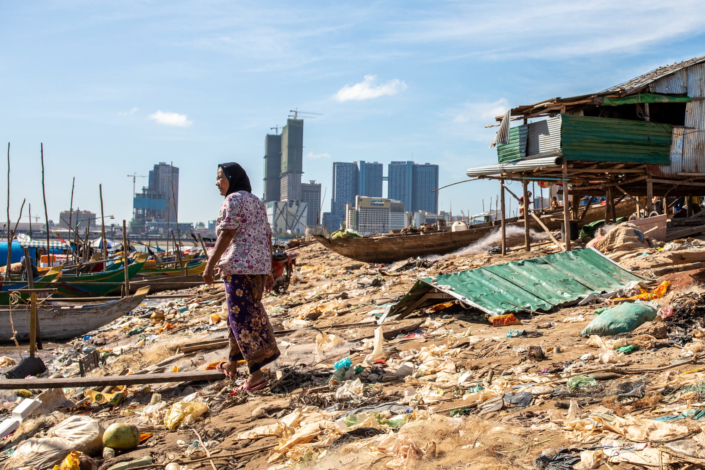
[233,379,269,393]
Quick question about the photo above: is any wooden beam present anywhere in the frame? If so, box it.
[529,212,565,251]
[665,224,705,241]
[579,196,594,223]
[562,160,571,251]
[0,370,226,390]
[571,175,649,192]
[614,185,647,217]
[500,179,506,256]
[650,178,705,187]
[647,178,654,213]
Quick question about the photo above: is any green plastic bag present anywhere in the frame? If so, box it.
[567,375,598,390]
[581,302,657,336]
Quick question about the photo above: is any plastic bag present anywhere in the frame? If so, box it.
[581,303,657,336]
[3,416,103,470]
[489,314,522,327]
[57,450,94,470]
[164,402,209,431]
[335,379,364,400]
[364,327,385,363]
[567,376,598,390]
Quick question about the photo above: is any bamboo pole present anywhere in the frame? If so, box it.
[500,179,506,256]
[41,143,51,267]
[28,204,32,239]
[5,143,11,280]
[23,248,41,352]
[169,162,185,275]
[5,199,26,279]
[562,160,571,251]
[122,220,129,297]
[172,231,185,275]
[68,177,75,262]
[99,184,108,271]
[198,233,209,259]
[522,179,531,252]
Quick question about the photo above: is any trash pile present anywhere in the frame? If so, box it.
[7,237,705,469]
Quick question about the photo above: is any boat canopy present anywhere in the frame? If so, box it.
[465,155,564,178]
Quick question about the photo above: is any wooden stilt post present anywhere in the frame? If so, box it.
[604,191,611,224]
[609,187,617,222]
[523,178,531,252]
[99,184,108,271]
[122,220,129,297]
[647,178,654,214]
[5,143,11,280]
[562,160,571,251]
[500,179,506,256]
[688,194,693,217]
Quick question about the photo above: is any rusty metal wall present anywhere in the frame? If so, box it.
[649,69,687,94]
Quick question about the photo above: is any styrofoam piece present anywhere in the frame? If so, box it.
[0,418,20,439]
[12,398,42,420]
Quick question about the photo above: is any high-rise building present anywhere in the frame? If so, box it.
[280,119,304,201]
[357,161,383,197]
[301,180,322,229]
[345,196,405,236]
[331,162,359,218]
[263,133,282,202]
[58,209,97,229]
[132,162,179,233]
[413,163,439,214]
[388,161,414,211]
[387,161,439,213]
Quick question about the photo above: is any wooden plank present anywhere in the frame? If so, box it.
[665,224,705,241]
[500,179,506,256]
[181,341,228,353]
[0,370,226,389]
[530,212,565,251]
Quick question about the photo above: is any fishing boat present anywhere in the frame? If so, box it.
[135,259,207,277]
[127,273,206,294]
[0,266,64,306]
[52,253,148,297]
[315,200,637,264]
[0,287,151,341]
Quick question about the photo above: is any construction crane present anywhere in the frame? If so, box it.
[289,108,323,120]
[127,173,147,199]
[270,125,280,134]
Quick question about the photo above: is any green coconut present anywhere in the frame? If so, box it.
[103,423,140,450]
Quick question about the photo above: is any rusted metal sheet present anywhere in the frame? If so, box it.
[649,69,687,94]
[689,63,705,97]
[682,100,705,173]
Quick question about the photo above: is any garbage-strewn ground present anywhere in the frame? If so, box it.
[5,227,705,469]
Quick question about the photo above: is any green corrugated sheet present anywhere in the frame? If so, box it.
[601,93,692,106]
[561,115,672,164]
[392,249,642,317]
[497,125,528,163]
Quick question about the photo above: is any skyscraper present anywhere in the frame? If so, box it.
[413,163,439,214]
[301,180,322,228]
[388,161,414,211]
[263,133,282,202]
[331,162,359,218]
[387,161,439,213]
[280,119,304,200]
[357,161,383,197]
[148,162,179,222]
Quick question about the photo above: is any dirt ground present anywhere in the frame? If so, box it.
[5,230,705,469]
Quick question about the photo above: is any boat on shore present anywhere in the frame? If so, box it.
[315,201,637,264]
[52,253,148,297]
[0,287,151,341]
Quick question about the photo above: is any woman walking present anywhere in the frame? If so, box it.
[203,163,280,392]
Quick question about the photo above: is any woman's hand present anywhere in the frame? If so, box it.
[264,274,275,292]
[203,263,215,285]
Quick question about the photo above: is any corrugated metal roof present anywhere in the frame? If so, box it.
[392,248,642,317]
[561,115,672,164]
[603,54,705,94]
[497,126,528,163]
[466,155,563,178]
[649,69,688,94]
[527,117,562,157]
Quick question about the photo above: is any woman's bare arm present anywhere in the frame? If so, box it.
[203,228,236,285]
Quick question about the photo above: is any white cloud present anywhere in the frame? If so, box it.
[148,110,193,127]
[307,151,330,159]
[333,75,407,102]
[446,98,510,142]
[453,98,509,126]
[118,107,138,116]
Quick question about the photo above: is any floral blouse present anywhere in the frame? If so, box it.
[216,191,272,275]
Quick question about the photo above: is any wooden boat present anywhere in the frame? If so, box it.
[0,287,150,341]
[0,266,64,306]
[315,201,637,264]
[135,260,206,277]
[52,253,148,297]
[126,273,206,294]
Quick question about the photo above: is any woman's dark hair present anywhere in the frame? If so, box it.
[218,163,252,196]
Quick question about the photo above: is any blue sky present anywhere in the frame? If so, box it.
[3,0,705,227]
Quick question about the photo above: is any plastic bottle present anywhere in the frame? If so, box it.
[103,447,115,459]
